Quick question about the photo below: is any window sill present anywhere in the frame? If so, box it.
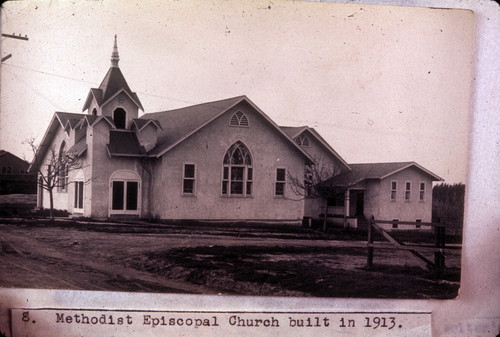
[182,194,196,197]
[220,195,253,198]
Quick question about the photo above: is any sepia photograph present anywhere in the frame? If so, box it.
[0,0,475,302]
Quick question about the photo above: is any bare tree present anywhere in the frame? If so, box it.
[25,138,84,220]
[288,157,352,231]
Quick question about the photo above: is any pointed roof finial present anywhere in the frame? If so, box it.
[111,34,120,67]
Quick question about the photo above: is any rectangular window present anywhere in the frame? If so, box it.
[222,167,229,195]
[222,165,252,197]
[390,181,397,200]
[327,194,345,207]
[246,167,253,196]
[392,219,399,229]
[182,163,196,195]
[405,181,411,201]
[230,166,244,195]
[58,164,68,192]
[304,165,313,197]
[419,182,425,201]
[416,219,422,229]
[275,168,286,197]
[1,166,12,174]
[74,181,84,210]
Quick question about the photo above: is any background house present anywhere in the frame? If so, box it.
[0,150,36,194]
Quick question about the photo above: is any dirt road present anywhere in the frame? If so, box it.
[0,219,461,298]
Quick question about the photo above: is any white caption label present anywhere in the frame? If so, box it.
[12,309,431,336]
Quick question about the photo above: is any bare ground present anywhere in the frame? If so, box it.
[0,218,461,298]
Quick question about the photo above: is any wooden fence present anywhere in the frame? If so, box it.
[366,216,454,272]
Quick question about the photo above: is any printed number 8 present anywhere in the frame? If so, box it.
[22,312,30,322]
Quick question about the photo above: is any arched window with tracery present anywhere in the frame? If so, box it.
[229,111,249,127]
[222,141,253,196]
[295,133,310,147]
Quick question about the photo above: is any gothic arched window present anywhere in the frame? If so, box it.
[295,133,310,147]
[229,111,249,127]
[222,141,253,196]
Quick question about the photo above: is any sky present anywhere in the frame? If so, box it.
[0,0,475,183]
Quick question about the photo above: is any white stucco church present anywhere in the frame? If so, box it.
[32,37,443,226]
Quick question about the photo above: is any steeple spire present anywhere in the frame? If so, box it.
[111,34,119,67]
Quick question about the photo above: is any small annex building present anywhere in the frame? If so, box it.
[31,37,443,225]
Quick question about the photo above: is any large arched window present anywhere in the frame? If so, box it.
[113,108,126,129]
[222,141,252,197]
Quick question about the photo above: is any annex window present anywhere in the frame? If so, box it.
[405,181,411,201]
[295,134,310,147]
[229,111,249,127]
[419,182,425,201]
[275,168,286,197]
[109,171,141,215]
[182,163,196,195]
[113,108,126,129]
[390,181,397,200]
[416,219,422,229]
[222,141,252,197]
[392,219,399,229]
[327,193,345,207]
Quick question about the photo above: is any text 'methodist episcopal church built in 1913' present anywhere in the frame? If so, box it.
[32,37,443,229]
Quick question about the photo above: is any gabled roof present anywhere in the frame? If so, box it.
[82,67,144,111]
[30,112,86,172]
[0,150,29,165]
[107,130,146,157]
[280,126,351,171]
[330,161,443,186]
[142,96,314,163]
[132,118,163,131]
[280,126,309,139]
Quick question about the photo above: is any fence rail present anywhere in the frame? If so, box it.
[366,216,447,272]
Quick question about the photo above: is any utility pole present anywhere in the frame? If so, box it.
[1,33,29,62]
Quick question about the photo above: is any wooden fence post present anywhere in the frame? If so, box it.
[367,215,374,270]
[434,218,446,272]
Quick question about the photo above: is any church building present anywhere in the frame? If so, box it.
[32,37,442,226]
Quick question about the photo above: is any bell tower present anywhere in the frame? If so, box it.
[82,35,144,129]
